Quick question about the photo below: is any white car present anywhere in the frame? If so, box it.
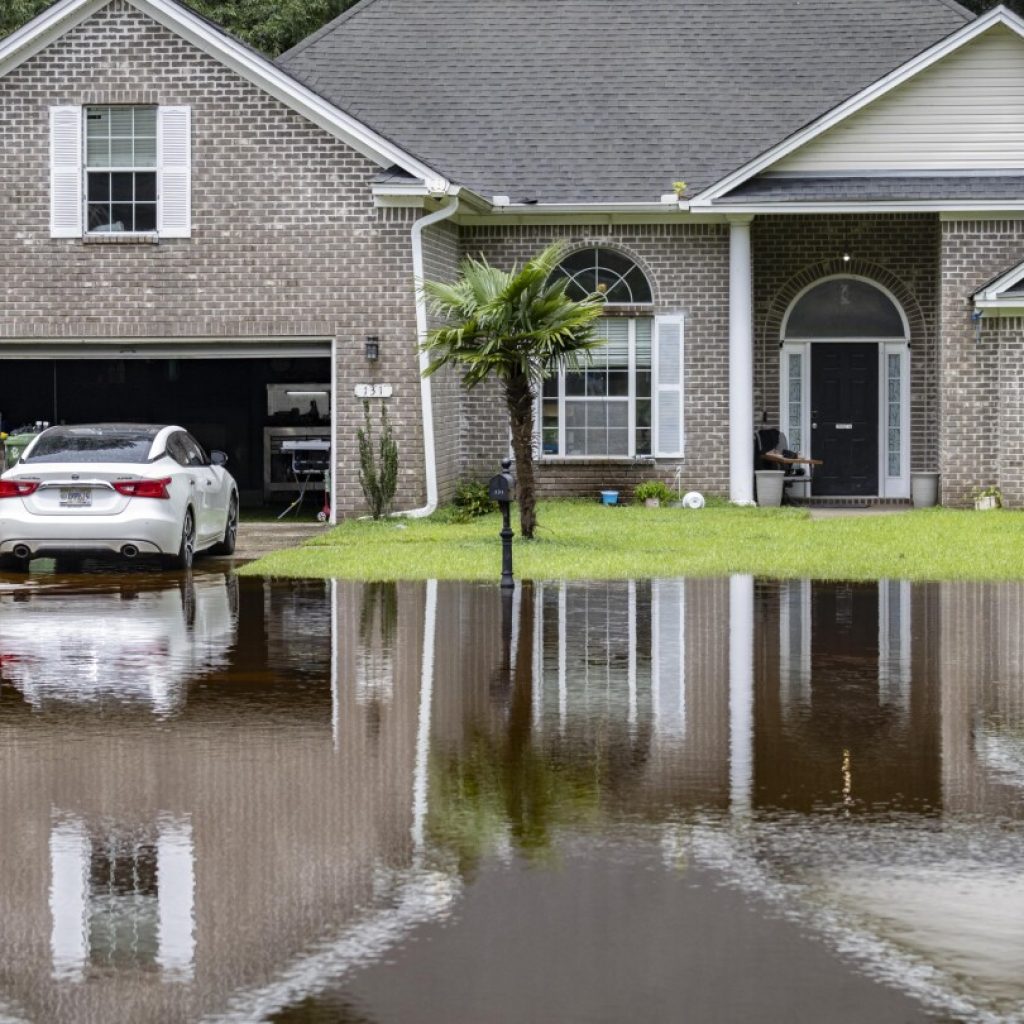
[0,423,238,571]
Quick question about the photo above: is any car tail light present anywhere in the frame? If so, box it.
[0,480,39,499]
[114,477,172,499]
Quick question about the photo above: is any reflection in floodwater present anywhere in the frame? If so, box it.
[0,572,1023,1021]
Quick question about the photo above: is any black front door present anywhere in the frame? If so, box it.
[811,343,878,496]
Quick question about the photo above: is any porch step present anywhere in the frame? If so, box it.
[789,497,912,509]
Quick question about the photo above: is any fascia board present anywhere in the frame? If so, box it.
[0,0,107,77]
[974,299,1024,313]
[0,0,451,187]
[691,7,1024,207]
[972,258,1024,299]
[709,200,1024,214]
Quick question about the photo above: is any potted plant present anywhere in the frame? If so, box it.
[971,485,1003,511]
[634,480,674,508]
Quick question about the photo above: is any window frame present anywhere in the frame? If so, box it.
[540,316,654,460]
[83,105,159,237]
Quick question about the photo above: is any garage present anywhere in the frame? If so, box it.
[0,340,335,516]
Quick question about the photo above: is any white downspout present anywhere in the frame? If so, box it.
[400,194,461,518]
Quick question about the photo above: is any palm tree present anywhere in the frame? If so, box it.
[421,242,605,539]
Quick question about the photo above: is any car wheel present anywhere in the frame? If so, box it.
[165,508,196,571]
[209,493,239,556]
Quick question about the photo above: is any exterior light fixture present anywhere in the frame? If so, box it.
[365,336,380,361]
[842,253,852,263]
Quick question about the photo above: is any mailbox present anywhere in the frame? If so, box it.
[489,473,512,503]
[488,459,515,504]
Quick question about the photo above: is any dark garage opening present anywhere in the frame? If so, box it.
[0,356,332,507]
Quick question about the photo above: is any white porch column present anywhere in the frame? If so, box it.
[728,215,755,505]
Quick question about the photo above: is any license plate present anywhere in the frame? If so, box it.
[59,488,91,507]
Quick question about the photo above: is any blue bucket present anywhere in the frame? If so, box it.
[600,490,619,506]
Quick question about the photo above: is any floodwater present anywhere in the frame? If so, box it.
[1,570,1023,1023]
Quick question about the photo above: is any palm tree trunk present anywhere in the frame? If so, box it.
[506,373,537,539]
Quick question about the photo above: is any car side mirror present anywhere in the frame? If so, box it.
[210,450,229,467]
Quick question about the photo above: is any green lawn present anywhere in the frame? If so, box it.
[237,500,1024,582]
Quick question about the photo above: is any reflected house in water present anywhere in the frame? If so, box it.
[0,573,1023,1020]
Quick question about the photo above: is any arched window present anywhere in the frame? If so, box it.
[784,278,906,339]
[550,247,653,304]
[541,251,666,459]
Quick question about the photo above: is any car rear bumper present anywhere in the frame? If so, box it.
[0,504,182,558]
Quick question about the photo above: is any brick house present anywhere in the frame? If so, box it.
[2,0,1024,514]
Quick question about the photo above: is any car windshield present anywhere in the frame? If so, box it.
[22,427,158,464]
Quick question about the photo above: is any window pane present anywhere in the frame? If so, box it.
[133,107,156,135]
[587,403,608,429]
[635,400,652,429]
[585,372,607,397]
[636,371,652,398]
[565,372,586,397]
[566,403,586,428]
[608,403,628,429]
[86,109,109,137]
[111,173,133,202]
[135,204,157,232]
[635,320,652,366]
[566,429,587,456]
[607,429,628,455]
[86,136,110,167]
[111,204,134,232]
[542,376,558,398]
[87,172,110,202]
[88,204,112,231]
[135,173,157,203]
[636,429,652,456]
[587,432,608,456]
[110,136,133,165]
[549,249,652,307]
[109,107,133,135]
[623,266,653,304]
[134,136,157,166]
[542,428,559,455]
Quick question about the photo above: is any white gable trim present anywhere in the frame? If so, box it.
[692,6,1024,207]
[0,0,450,189]
[973,255,1024,314]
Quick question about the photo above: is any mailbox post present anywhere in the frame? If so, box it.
[488,459,516,589]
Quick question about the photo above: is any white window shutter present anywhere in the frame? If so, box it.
[158,106,191,238]
[653,315,685,457]
[50,106,82,238]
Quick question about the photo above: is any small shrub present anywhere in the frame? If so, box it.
[450,479,497,522]
[634,480,674,505]
[357,401,399,519]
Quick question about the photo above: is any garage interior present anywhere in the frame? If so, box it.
[0,353,333,510]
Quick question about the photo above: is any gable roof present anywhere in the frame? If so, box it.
[0,0,450,189]
[974,256,1024,312]
[278,0,971,205]
[698,5,1024,205]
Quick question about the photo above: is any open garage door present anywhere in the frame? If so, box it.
[0,338,334,517]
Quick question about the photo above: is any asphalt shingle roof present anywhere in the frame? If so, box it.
[718,175,1024,204]
[278,0,972,204]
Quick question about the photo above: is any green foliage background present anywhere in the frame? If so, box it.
[0,0,353,56]
[3,0,1023,56]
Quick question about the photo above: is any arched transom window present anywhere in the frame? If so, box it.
[550,247,653,305]
[784,278,907,340]
[542,249,682,460]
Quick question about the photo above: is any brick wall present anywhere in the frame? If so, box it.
[0,0,426,516]
[457,223,731,499]
[939,219,1024,507]
[753,215,940,479]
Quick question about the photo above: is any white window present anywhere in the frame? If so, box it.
[49,105,191,239]
[541,248,682,459]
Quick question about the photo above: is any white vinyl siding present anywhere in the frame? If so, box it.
[653,315,684,457]
[775,25,1024,173]
[157,106,192,238]
[50,106,83,238]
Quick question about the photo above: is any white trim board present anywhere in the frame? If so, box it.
[692,6,1024,206]
[0,0,450,188]
[0,337,333,359]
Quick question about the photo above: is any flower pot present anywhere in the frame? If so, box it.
[911,472,940,508]
[644,498,661,508]
[754,470,785,508]
[975,495,999,511]
[600,490,619,506]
